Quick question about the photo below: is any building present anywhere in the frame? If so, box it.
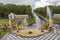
[8,13,28,32]
[54,14,60,19]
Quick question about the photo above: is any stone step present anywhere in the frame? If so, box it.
[45,33,56,40]
[55,35,60,40]
[6,32,60,40]
[41,32,52,40]
[50,34,57,40]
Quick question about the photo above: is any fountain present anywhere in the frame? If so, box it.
[21,18,28,27]
[47,6,53,29]
[32,10,41,29]
[8,0,54,37]
[47,6,52,20]
[8,7,53,37]
[31,0,42,29]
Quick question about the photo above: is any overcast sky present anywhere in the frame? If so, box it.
[0,0,60,8]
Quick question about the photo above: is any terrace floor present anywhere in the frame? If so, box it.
[2,31,60,40]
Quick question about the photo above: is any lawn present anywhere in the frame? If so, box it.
[0,30,8,36]
[0,19,8,27]
[28,18,35,24]
[54,18,60,23]
[0,19,8,36]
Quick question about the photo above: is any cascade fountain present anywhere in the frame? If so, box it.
[6,0,60,38]
[21,18,28,27]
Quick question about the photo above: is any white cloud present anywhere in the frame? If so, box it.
[35,0,60,8]
[0,0,60,8]
[0,0,13,4]
[0,0,34,5]
[35,0,49,8]
[47,0,60,5]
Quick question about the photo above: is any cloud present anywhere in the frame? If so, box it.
[0,0,13,4]
[0,0,60,7]
[47,0,60,5]
[35,0,49,8]
[0,0,34,5]
[35,0,60,8]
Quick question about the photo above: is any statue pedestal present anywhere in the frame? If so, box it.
[53,27,57,33]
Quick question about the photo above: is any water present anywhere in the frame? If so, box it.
[21,1,53,29]
[47,6,53,26]
[31,0,44,29]
[47,6,52,20]
[32,10,41,28]
[23,18,28,26]
[21,18,28,27]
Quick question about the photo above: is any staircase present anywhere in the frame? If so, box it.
[5,32,60,40]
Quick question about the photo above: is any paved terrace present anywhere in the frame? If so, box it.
[1,32,60,40]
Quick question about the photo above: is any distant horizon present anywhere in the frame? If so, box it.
[0,0,60,8]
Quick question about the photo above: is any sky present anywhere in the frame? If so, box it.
[0,0,60,8]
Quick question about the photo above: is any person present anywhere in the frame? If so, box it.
[53,27,57,33]
[53,24,59,35]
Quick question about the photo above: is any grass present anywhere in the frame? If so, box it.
[54,18,60,23]
[0,19,8,36]
[0,30,8,36]
[27,18,35,24]
[0,17,60,36]
[37,13,60,23]
[0,19,8,27]
[0,18,35,36]
[37,13,47,20]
